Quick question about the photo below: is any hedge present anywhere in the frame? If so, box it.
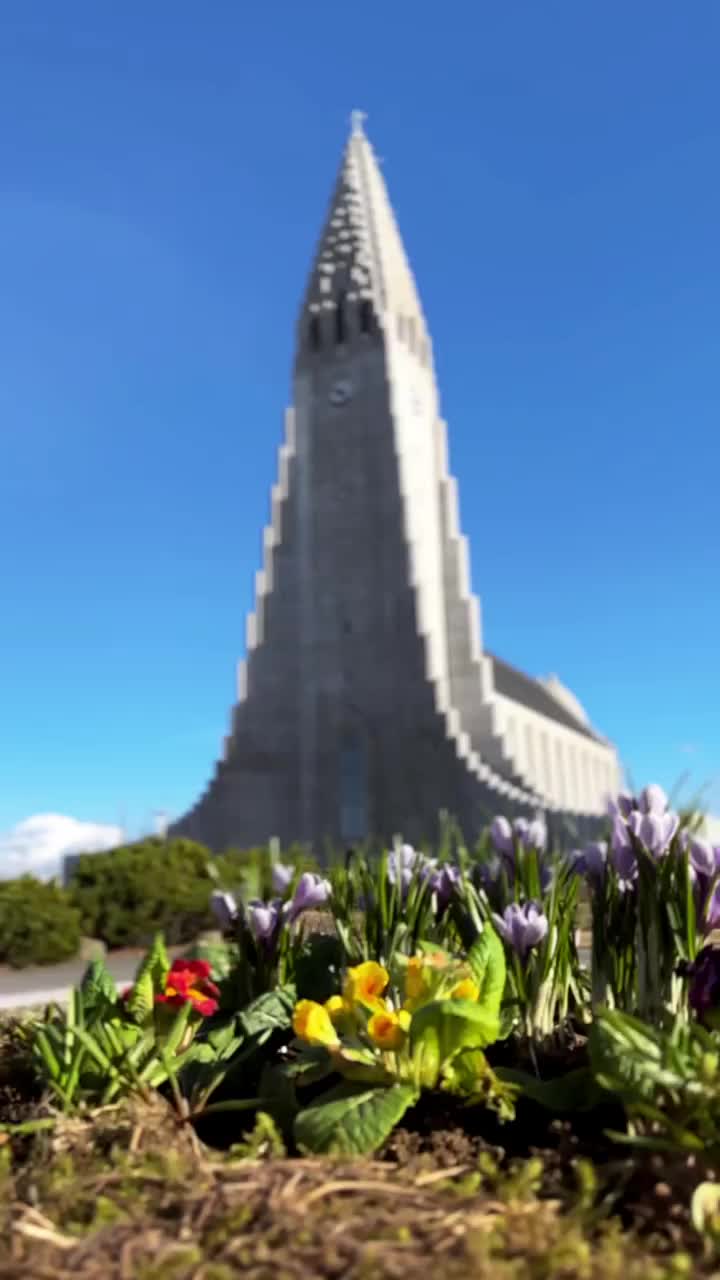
[67,838,254,950]
[0,876,82,969]
[0,839,316,967]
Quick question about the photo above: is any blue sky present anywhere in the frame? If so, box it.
[2,2,719,860]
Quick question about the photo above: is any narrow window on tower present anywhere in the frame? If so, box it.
[339,733,369,843]
[359,299,373,335]
[335,295,346,344]
[407,317,416,352]
[308,315,321,351]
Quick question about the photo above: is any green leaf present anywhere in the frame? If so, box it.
[258,1062,300,1137]
[294,1082,418,1155]
[333,1044,391,1084]
[126,969,154,1027]
[126,934,170,1026]
[442,1049,517,1120]
[206,1016,244,1057]
[80,958,118,1017]
[441,1046,490,1094]
[467,925,506,1018]
[238,984,296,1042]
[410,998,500,1087]
[163,999,193,1057]
[495,1066,609,1113]
[280,1045,335,1085]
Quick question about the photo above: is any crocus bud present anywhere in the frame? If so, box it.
[247,899,283,949]
[430,863,461,909]
[210,890,238,931]
[583,841,608,885]
[489,816,514,856]
[523,817,547,852]
[271,861,294,895]
[286,872,331,923]
[387,845,436,896]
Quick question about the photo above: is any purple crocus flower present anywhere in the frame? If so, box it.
[387,845,436,895]
[705,881,720,931]
[490,816,514,857]
[271,861,295,895]
[247,898,283,950]
[479,853,505,888]
[608,791,636,820]
[686,840,720,930]
[522,817,548,852]
[286,871,331,923]
[638,784,669,816]
[210,890,238,931]
[583,841,608,885]
[689,838,716,880]
[429,863,461,909]
[610,817,638,889]
[564,847,586,875]
[627,809,679,858]
[492,901,548,957]
[686,945,720,1025]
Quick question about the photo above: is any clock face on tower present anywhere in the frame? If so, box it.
[329,379,353,406]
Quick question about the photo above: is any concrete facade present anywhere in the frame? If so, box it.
[170,120,622,854]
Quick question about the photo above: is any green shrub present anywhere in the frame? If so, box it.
[68,838,252,950]
[0,876,82,968]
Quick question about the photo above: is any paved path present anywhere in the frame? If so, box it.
[0,949,163,1012]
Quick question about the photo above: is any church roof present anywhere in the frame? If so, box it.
[300,113,429,347]
[489,653,603,742]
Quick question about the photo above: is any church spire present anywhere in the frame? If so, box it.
[297,116,431,364]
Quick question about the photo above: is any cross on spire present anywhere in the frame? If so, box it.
[350,109,367,135]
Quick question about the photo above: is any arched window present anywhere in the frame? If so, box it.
[308,315,321,351]
[335,295,346,344]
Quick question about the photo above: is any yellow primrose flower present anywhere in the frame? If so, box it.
[405,956,428,1002]
[367,1009,406,1051]
[343,961,389,1008]
[398,1008,411,1032]
[292,999,340,1048]
[324,994,350,1025]
[451,978,480,1001]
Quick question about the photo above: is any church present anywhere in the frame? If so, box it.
[170,117,622,853]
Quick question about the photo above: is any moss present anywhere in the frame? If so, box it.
[0,1098,717,1278]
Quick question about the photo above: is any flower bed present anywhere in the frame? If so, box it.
[2,785,720,1274]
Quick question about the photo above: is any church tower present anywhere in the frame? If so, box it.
[170,117,621,852]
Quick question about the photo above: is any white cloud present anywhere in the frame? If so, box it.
[0,814,124,881]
